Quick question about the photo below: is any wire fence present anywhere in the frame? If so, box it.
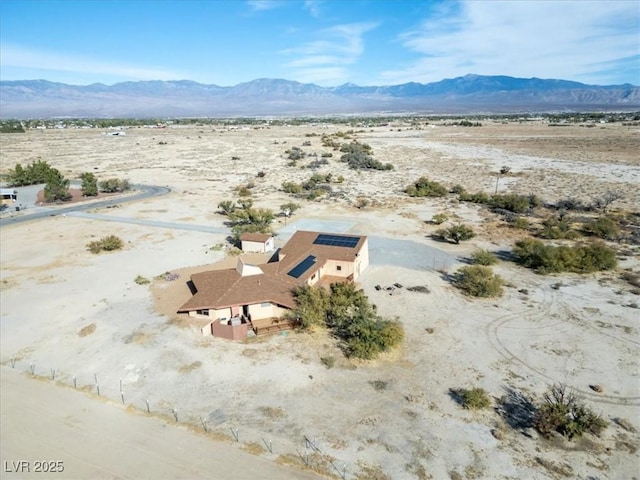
[5,357,354,479]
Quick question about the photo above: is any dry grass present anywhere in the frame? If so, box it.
[178,361,202,373]
[78,323,96,337]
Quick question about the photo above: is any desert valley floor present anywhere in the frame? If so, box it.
[1,119,639,479]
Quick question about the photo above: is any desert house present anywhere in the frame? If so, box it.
[178,230,369,340]
[239,232,275,253]
[1,188,18,205]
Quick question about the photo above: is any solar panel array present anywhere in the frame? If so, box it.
[287,255,317,278]
[313,234,360,248]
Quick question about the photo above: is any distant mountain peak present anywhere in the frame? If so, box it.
[1,74,638,118]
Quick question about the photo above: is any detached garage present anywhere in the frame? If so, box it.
[240,233,274,253]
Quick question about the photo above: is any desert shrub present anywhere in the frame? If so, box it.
[307,159,329,169]
[454,265,504,297]
[336,175,345,183]
[539,216,580,240]
[281,181,303,194]
[509,217,531,230]
[99,178,130,193]
[584,216,620,240]
[435,224,475,244]
[458,191,490,204]
[339,141,393,170]
[236,186,252,197]
[320,152,333,158]
[306,189,327,200]
[405,177,448,197]
[355,197,370,209]
[134,275,150,285]
[470,249,498,266]
[534,384,608,439]
[320,356,336,369]
[287,146,305,160]
[450,184,466,195]
[489,193,540,213]
[555,198,585,211]
[87,235,124,254]
[431,213,448,225]
[513,239,617,274]
[459,387,491,410]
[256,170,266,178]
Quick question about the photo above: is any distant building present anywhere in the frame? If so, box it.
[178,231,369,340]
[1,188,17,205]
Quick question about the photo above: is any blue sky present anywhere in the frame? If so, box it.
[1,0,638,86]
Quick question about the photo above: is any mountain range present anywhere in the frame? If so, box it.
[1,74,638,118]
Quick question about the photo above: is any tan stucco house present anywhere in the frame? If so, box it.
[178,230,369,339]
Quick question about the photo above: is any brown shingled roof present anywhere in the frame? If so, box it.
[239,232,273,243]
[178,231,366,313]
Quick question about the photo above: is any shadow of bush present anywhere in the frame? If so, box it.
[496,386,537,433]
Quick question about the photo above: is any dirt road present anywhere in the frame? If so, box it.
[0,367,321,480]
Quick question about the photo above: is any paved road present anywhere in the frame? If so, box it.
[65,211,229,234]
[0,367,322,480]
[0,185,170,227]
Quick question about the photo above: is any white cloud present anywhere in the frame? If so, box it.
[0,44,184,83]
[304,0,323,18]
[379,0,640,85]
[246,0,282,11]
[283,22,379,85]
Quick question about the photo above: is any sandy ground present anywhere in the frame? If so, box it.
[1,121,639,479]
[0,367,322,480]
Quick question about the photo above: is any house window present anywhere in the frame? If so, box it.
[336,265,342,271]
[311,273,316,280]
[196,309,209,316]
[261,302,271,307]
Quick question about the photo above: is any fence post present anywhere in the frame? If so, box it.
[145,399,150,413]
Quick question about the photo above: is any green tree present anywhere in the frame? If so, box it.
[80,172,98,196]
[436,224,476,244]
[217,200,236,215]
[43,168,71,202]
[280,202,300,216]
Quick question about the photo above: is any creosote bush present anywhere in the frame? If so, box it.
[513,239,617,274]
[87,235,124,254]
[405,177,448,197]
[435,224,475,244]
[454,265,504,298]
[584,216,620,240]
[470,249,498,266]
[431,213,448,225]
[459,387,491,410]
[534,384,608,439]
